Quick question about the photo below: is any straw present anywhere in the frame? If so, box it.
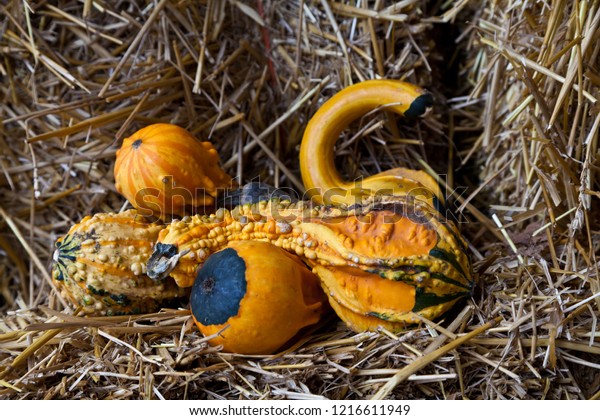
[1,0,598,400]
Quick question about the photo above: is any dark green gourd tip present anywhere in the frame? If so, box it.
[154,243,178,258]
[432,195,448,218]
[216,182,297,208]
[190,247,247,326]
[412,287,470,312]
[404,93,434,118]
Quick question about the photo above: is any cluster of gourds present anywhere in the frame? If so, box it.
[52,80,473,354]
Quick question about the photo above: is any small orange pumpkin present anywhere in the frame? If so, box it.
[114,123,234,220]
[190,241,328,354]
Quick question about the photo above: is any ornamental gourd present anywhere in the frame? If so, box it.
[147,194,473,332]
[190,241,328,354]
[52,210,187,316]
[146,81,473,333]
[114,123,234,220]
[297,79,469,330]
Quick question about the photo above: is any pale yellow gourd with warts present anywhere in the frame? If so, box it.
[52,210,188,316]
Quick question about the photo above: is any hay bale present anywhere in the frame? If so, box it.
[0,0,598,400]
[455,0,600,399]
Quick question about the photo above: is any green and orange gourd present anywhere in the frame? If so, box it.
[146,80,473,333]
[297,79,471,331]
[190,241,328,354]
[147,195,472,332]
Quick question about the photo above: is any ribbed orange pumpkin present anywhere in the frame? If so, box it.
[114,123,234,220]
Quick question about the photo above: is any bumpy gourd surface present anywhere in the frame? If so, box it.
[147,196,473,330]
[52,210,187,316]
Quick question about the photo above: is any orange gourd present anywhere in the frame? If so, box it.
[296,80,471,331]
[190,241,328,354]
[147,195,472,332]
[114,123,234,220]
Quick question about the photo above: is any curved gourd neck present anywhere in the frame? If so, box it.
[300,80,433,205]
